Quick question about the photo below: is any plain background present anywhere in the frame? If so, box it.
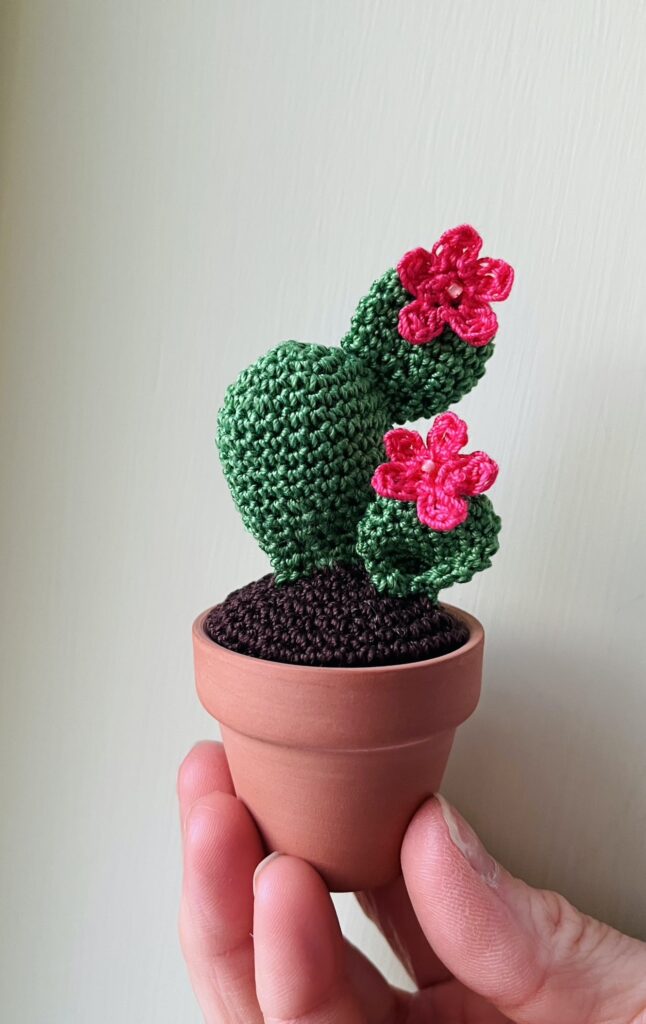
[2,1,646,1020]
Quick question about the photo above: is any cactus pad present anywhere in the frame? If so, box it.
[217,341,391,582]
[341,268,494,423]
[356,495,501,600]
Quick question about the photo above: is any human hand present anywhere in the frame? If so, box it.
[178,740,646,1023]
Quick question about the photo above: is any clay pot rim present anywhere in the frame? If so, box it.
[193,602,483,676]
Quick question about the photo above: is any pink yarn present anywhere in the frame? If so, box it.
[397,224,514,347]
[371,412,498,531]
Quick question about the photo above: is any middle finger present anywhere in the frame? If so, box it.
[357,874,452,988]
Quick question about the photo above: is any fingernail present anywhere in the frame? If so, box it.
[252,851,282,896]
[436,794,499,888]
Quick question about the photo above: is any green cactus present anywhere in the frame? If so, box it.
[340,268,493,422]
[217,342,390,583]
[217,266,494,583]
[356,495,501,602]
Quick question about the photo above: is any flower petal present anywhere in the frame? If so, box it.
[445,299,498,346]
[461,452,499,494]
[372,461,421,503]
[472,258,514,302]
[427,412,468,463]
[416,486,469,532]
[398,299,445,345]
[431,225,483,273]
[437,453,498,498]
[397,247,435,296]
[383,428,426,463]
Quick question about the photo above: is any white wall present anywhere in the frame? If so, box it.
[1,2,645,1021]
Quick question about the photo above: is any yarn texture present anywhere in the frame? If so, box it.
[371,412,498,532]
[217,341,390,582]
[357,495,501,601]
[216,227,513,595]
[340,268,493,423]
[396,224,514,346]
[204,564,469,668]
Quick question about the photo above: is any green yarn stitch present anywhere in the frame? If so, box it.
[217,266,498,584]
[356,495,501,601]
[218,341,391,583]
[341,268,493,423]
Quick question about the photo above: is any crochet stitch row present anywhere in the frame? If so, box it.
[204,564,470,667]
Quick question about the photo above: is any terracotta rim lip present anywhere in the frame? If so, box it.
[193,602,484,676]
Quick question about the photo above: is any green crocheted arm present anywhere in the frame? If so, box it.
[356,413,501,600]
[357,496,501,601]
[341,268,494,423]
[341,224,513,422]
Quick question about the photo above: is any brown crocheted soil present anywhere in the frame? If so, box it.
[204,564,469,668]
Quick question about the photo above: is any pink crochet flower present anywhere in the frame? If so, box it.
[397,224,514,347]
[372,412,498,531]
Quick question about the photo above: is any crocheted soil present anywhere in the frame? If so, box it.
[204,564,469,668]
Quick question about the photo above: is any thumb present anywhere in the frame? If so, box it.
[401,796,646,1024]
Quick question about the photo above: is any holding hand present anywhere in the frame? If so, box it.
[178,741,646,1024]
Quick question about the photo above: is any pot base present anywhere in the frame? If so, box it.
[222,724,456,891]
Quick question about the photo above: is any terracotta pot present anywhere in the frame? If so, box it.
[192,605,484,892]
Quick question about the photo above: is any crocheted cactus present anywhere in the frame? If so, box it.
[218,343,390,582]
[340,268,493,423]
[357,496,501,601]
[217,224,513,592]
[357,411,502,599]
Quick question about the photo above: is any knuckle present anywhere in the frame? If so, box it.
[535,888,608,964]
